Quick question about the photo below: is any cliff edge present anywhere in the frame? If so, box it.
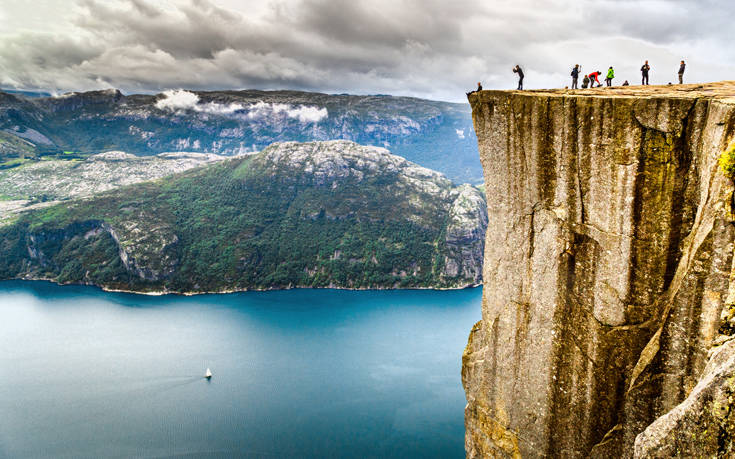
[463,82,735,458]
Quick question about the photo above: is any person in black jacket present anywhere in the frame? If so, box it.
[678,60,686,84]
[641,60,651,85]
[513,65,524,90]
[466,82,483,96]
[571,65,580,89]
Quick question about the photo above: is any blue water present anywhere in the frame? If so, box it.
[0,281,480,458]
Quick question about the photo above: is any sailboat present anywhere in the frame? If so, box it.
[205,368,212,379]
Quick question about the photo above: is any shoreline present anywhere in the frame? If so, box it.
[7,276,482,296]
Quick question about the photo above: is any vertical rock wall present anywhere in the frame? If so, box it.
[463,84,735,458]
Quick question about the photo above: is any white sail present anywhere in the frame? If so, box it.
[205,368,212,378]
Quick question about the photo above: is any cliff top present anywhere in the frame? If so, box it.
[469,80,735,102]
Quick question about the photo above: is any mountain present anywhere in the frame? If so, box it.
[0,88,481,183]
[0,141,487,293]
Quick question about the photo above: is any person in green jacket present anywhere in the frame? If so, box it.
[605,67,615,86]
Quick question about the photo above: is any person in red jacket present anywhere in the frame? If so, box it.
[587,71,602,87]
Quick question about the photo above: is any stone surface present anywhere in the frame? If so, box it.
[634,339,735,458]
[463,81,735,458]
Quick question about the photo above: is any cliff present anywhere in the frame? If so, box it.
[462,82,735,458]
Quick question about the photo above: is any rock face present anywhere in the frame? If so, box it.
[634,338,735,457]
[462,82,735,458]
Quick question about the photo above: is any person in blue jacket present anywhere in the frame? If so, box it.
[571,65,580,89]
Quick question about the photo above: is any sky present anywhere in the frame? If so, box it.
[0,0,733,102]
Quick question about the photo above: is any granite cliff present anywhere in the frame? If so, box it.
[462,82,735,458]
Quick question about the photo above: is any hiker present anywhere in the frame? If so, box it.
[513,65,524,90]
[678,60,686,84]
[605,67,614,86]
[641,60,651,85]
[588,71,602,87]
[622,80,630,86]
[571,65,580,89]
[582,75,590,89]
[466,82,482,96]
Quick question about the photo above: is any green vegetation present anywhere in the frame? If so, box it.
[719,141,735,180]
[0,143,485,293]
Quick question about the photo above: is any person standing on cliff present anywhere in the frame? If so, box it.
[605,67,615,86]
[571,65,580,89]
[513,65,524,90]
[641,60,651,85]
[678,60,686,84]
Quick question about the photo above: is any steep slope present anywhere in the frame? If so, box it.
[0,141,486,293]
[463,82,735,458]
[0,89,481,183]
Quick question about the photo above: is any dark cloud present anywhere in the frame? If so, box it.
[0,0,732,101]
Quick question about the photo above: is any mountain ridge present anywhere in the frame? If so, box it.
[0,140,487,294]
[0,88,481,183]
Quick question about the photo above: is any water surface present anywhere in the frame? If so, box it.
[0,281,480,458]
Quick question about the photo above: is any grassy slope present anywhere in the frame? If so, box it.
[0,150,472,292]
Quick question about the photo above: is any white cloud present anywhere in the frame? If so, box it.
[456,129,465,139]
[155,89,200,111]
[155,90,328,122]
[246,102,328,123]
[155,89,245,115]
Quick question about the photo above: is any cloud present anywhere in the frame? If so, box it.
[155,89,328,122]
[246,102,328,123]
[155,89,245,114]
[0,0,733,102]
[155,89,201,111]
[456,129,465,139]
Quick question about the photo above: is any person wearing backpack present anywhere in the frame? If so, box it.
[605,67,615,86]
[571,65,580,89]
[641,61,651,85]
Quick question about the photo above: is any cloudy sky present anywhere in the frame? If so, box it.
[0,0,733,102]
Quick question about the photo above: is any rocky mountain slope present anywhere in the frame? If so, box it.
[0,141,487,293]
[0,150,226,201]
[0,88,480,183]
[463,82,735,458]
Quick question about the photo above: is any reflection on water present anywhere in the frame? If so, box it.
[0,281,481,459]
